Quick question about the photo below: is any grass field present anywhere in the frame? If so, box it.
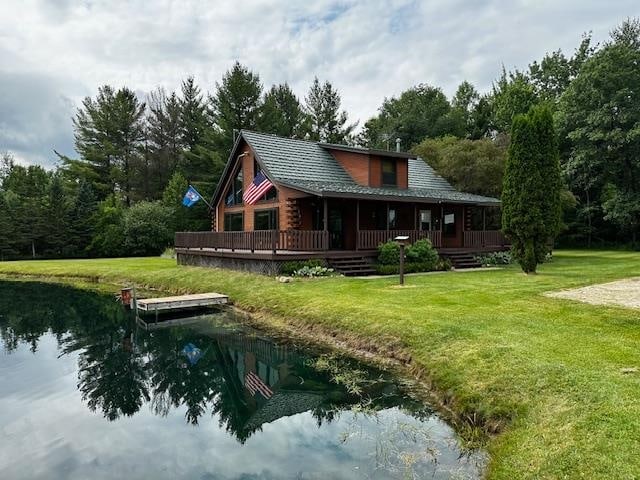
[1,250,639,479]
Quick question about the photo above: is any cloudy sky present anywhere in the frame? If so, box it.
[0,0,637,167]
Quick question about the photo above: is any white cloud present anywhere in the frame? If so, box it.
[0,0,637,166]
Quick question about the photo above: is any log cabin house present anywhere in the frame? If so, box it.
[175,130,507,274]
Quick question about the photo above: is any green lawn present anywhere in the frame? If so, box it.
[1,250,639,479]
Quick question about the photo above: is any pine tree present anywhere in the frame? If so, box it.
[304,77,356,143]
[258,83,306,138]
[179,77,220,188]
[68,179,97,255]
[45,173,69,257]
[147,88,183,197]
[502,105,562,273]
[210,62,263,152]
[73,85,146,204]
[0,192,16,260]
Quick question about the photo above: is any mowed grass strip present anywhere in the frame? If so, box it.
[1,250,639,479]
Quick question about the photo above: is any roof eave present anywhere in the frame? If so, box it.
[319,143,417,159]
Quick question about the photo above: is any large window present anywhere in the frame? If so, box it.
[224,212,244,231]
[381,159,397,186]
[253,160,277,201]
[225,168,244,206]
[254,208,278,230]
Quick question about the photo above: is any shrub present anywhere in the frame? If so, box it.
[474,251,513,266]
[406,239,438,268]
[123,201,174,256]
[281,259,325,275]
[292,265,336,277]
[377,240,401,265]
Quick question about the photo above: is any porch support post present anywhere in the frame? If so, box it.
[356,200,360,251]
[323,198,328,250]
[413,204,417,230]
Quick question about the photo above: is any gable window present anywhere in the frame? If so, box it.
[225,168,244,206]
[254,208,279,230]
[253,160,277,201]
[381,159,397,186]
[224,212,244,231]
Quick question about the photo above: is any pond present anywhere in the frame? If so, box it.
[0,281,485,479]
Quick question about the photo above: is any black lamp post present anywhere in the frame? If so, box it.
[394,235,410,285]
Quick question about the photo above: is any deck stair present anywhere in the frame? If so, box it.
[328,256,376,276]
[442,252,481,269]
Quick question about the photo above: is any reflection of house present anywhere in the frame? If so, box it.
[176,130,507,274]
[219,333,324,433]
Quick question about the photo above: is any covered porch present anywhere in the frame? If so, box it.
[176,198,507,255]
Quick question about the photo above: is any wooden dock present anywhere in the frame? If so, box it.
[136,293,228,314]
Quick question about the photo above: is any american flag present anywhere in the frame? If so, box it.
[243,171,273,205]
[245,371,273,399]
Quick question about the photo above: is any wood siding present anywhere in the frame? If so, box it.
[328,149,370,185]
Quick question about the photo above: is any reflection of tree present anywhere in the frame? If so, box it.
[77,327,149,420]
[0,281,429,443]
[146,327,223,425]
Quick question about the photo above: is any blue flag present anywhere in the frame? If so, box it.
[182,185,201,207]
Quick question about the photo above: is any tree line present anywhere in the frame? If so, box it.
[0,18,638,259]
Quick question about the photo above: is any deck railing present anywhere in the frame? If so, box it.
[463,230,507,248]
[356,230,442,249]
[175,229,507,252]
[175,230,329,252]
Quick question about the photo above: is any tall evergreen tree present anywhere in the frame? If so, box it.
[146,88,183,197]
[45,173,69,257]
[73,85,146,205]
[0,192,16,260]
[3,165,50,258]
[304,77,356,144]
[68,179,97,255]
[210,62,263,152]
[258,83,306,138]
[502,105,562,273]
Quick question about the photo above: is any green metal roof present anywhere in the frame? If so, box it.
[212,130,500,206]
[277,179,501,206]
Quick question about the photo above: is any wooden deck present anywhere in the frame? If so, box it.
[137,293,228,313]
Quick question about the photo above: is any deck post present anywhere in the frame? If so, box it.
[272,230,277,254]
[356,200,360,250]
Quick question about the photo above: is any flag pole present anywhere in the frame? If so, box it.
[188,184,212,210]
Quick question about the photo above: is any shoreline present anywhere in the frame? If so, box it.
[0,271,495,447]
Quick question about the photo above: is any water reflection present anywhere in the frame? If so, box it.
[0,281,484,479]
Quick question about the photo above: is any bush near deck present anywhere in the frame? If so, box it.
[376,239,443,274]
[0,250,639,479]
